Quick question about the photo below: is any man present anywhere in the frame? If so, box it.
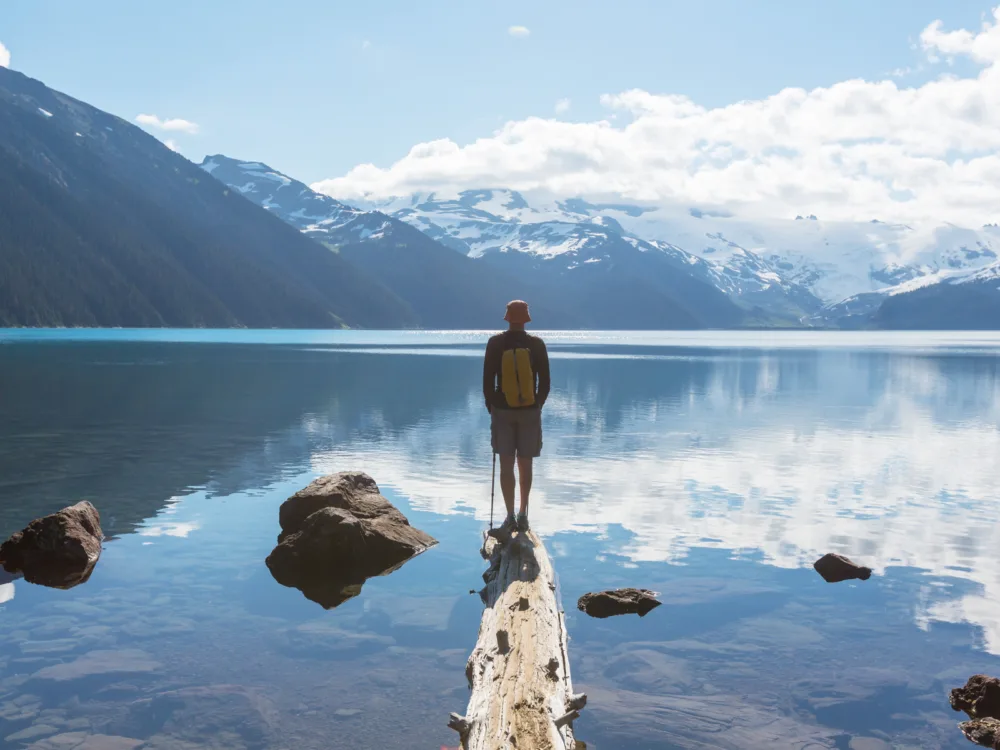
[483,299,550,532]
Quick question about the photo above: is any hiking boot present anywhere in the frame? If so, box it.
[516,512,529,532]
[499,514,517,533]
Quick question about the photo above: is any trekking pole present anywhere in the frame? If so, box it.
[489,450,497,530]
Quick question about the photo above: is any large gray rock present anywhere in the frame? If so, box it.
[265,472,436,609]
[0,502,103,589]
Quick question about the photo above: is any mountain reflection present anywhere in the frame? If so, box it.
[305,346,1000,653]
[1,336,998,653]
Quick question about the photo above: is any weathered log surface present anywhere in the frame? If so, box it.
[453,529,579,750]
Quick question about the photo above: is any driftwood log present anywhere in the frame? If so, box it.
[450,529,583,750]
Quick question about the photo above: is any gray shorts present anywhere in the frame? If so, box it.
[491,406,543,457]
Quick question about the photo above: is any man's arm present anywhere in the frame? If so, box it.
[483,337,498,411]
[535,339,550,407]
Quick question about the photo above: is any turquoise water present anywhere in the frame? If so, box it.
[1,331,999,749]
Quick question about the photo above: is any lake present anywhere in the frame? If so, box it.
[1,330,999,750]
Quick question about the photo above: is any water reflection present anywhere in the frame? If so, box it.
[0,334,998,749]
[300,347,1000,653]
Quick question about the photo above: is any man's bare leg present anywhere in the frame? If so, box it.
[499,454,517,519]
[517,455,533,516]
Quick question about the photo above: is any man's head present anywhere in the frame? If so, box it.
[504,300,531,329]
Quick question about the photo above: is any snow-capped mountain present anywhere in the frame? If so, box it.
[868,260,1000,329]
[201,155,394,244]
[358,190,1000,319]
[201,155,597,328]
[202,157,998,329]
[816,256,1000,328]
[201,158,749,329]
[361,190,820,319]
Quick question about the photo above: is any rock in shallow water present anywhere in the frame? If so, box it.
[812,553,872,584]
[952,675,1000,720]
[118,685,277,750]
[577,588,661,619]
[31,649,161,683]
[959,717,1000,748]
[0,502,103,589]
[265,472,436,609]
[25,733,144,750]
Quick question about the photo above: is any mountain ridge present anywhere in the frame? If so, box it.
[202,156,748,330]
[0,67,415,329]
[350,188,999,323]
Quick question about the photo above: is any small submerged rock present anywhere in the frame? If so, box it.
[118,685,277,750]
[31,649,161,684]
[265,472,437,609]
[25,733,144,750]
[577,588,661,619]
[813,553,872,583]
[0,502,103,590]
[952,675,1000,720]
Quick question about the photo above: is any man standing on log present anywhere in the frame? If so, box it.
[483,300,550,532]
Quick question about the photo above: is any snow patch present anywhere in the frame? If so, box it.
[38,108,53,118]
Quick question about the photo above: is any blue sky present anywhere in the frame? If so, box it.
[1,1,991,176]
[3,1,1000,225]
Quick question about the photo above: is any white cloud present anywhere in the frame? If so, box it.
[138,520,200,538]
[555,98,571,114]
[164,139,179,152]
[315,8,1000,227]
[135,114,199,134]
[508,25,530,38]
[0,42,10,68]
[921,10,1000,63]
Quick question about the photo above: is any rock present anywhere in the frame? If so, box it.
[265,472,436,609]
[849,739,891,750]
[119,685,277,750]
[812,553,872,583]
[577,588,662,619]
[0,693,42,722]
[5,724,60,743]
[0,502,103,589]
[952,675,1000,720]
[31,649,161,683]
[25,733,144,750]
[276,621,394,660]
[959,718,1000,748]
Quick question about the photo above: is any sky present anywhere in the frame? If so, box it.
[3,1,1000,225]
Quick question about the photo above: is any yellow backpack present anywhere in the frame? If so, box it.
[501,345,536,407]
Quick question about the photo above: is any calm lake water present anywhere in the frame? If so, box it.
[1,330,999,750]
